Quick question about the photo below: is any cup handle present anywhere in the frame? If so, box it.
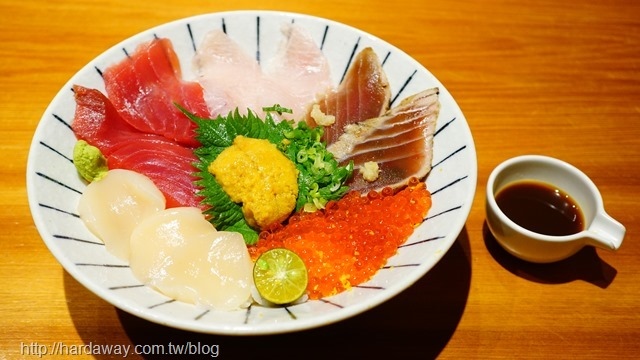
[585,211,626,251]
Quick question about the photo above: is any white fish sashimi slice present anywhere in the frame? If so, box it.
[264,23,332,120]
[193,29,265,117]
[129,207,254,311]
[193,24,332,122]
[77,169,166,261]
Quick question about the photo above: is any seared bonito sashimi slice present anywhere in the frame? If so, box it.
[193,23,331,121]
[327,87,440,193]
[103,38,210,148]
[72,85,203,209]
[129,207,254,311]
[308,47,391,144]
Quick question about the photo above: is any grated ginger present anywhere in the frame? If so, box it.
[310,104,336,126]
[361,161,380,182]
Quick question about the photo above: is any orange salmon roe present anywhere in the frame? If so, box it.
[248,180,432,299]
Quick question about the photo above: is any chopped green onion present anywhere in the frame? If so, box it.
[179,104,354,243]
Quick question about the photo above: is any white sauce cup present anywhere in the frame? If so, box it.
[485,155,625,263]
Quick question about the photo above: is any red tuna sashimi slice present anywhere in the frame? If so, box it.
[71,85,203,209]
[327,87,440,193]
[308,47,391,144]
[107,139,203,209]
[71,85,162,155]
[103,38,210,148]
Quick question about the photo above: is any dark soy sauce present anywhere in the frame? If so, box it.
[495,181,585,236]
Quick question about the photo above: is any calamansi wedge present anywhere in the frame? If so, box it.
[253,248,308,305]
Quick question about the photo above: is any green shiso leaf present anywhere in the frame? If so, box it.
[179,104,353,245]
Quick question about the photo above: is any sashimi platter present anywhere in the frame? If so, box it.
[27,10,476,335]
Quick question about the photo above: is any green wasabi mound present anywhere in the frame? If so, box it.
[73,140,108,182]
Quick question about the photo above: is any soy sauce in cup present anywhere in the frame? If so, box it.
[495,180,585,236]
[486,155,624,263]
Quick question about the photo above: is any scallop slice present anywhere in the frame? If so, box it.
[129,207,254,311]
[77,169,166,261]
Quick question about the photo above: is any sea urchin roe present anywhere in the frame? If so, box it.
[209,136,299,229]
[248,179,432,299]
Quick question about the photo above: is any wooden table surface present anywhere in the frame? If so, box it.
[1,0,639,358]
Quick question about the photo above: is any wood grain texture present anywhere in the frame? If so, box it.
[1,0,638,358]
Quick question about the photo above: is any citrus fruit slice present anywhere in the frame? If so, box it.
[253,248,308,305]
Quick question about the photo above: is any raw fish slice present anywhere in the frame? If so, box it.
[309,47,390,144]
[104,38,209,147]
[194,25,331,121]
[129,207,254,311]
[108,139,202,209]
[72,85,162,155]
[264,24,332,119]
[72,85,203,209]
[193,29,271,117]
[328,88,440,192]
[77,169,165,261]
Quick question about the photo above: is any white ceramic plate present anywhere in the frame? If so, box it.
[26,10,476,335]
